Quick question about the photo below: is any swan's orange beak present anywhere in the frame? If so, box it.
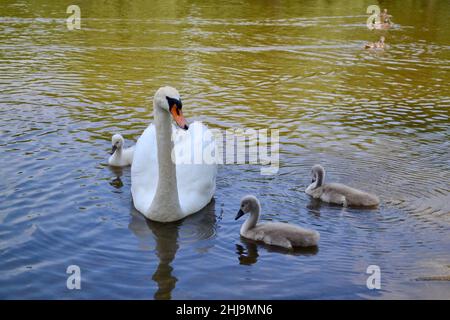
[170,104,189,130]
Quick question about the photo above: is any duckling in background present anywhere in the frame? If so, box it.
[305,165,380,207]
[380,8,393,24]
[235,195,320,249]
[108,134,134,167]
[372,9,393,29]
[365,36,386,50]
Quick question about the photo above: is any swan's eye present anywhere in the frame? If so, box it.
[166,96,182,110]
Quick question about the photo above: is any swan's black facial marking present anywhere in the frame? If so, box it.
[166,96,182,114]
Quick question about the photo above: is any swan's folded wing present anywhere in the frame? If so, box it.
[174,121,218,216]
[131,124,158,216]
[123,145,135,165]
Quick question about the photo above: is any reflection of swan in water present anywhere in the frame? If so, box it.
[306,197,323,214]
[235,240,259,266]
[306,197,347,215]
[107,165,124,189]
[236,237,319,266]
[128,199,216,299]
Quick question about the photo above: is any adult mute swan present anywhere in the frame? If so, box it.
[305,164,380,207]
[108,134,134,167]
[235,195,320,249]
[131,86,217,222]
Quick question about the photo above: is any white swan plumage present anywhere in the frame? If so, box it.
[131,86,217,222]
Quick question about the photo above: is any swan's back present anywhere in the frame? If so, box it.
[250,222,320,248]
[323,183,379,207]
[131,121,217,219]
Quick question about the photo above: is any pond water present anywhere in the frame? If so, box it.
[0,0,449,299]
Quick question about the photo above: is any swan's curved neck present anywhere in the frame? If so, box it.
[110,147,122,162]
[316,170,324,188]
[241,204,260,234]
[148,103,183,220]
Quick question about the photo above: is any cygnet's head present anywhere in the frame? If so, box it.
[308,164,325,190]
[153,86,189,130]
[111,134,124,154]
[379,36,385,43]
[235,195,260,220]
